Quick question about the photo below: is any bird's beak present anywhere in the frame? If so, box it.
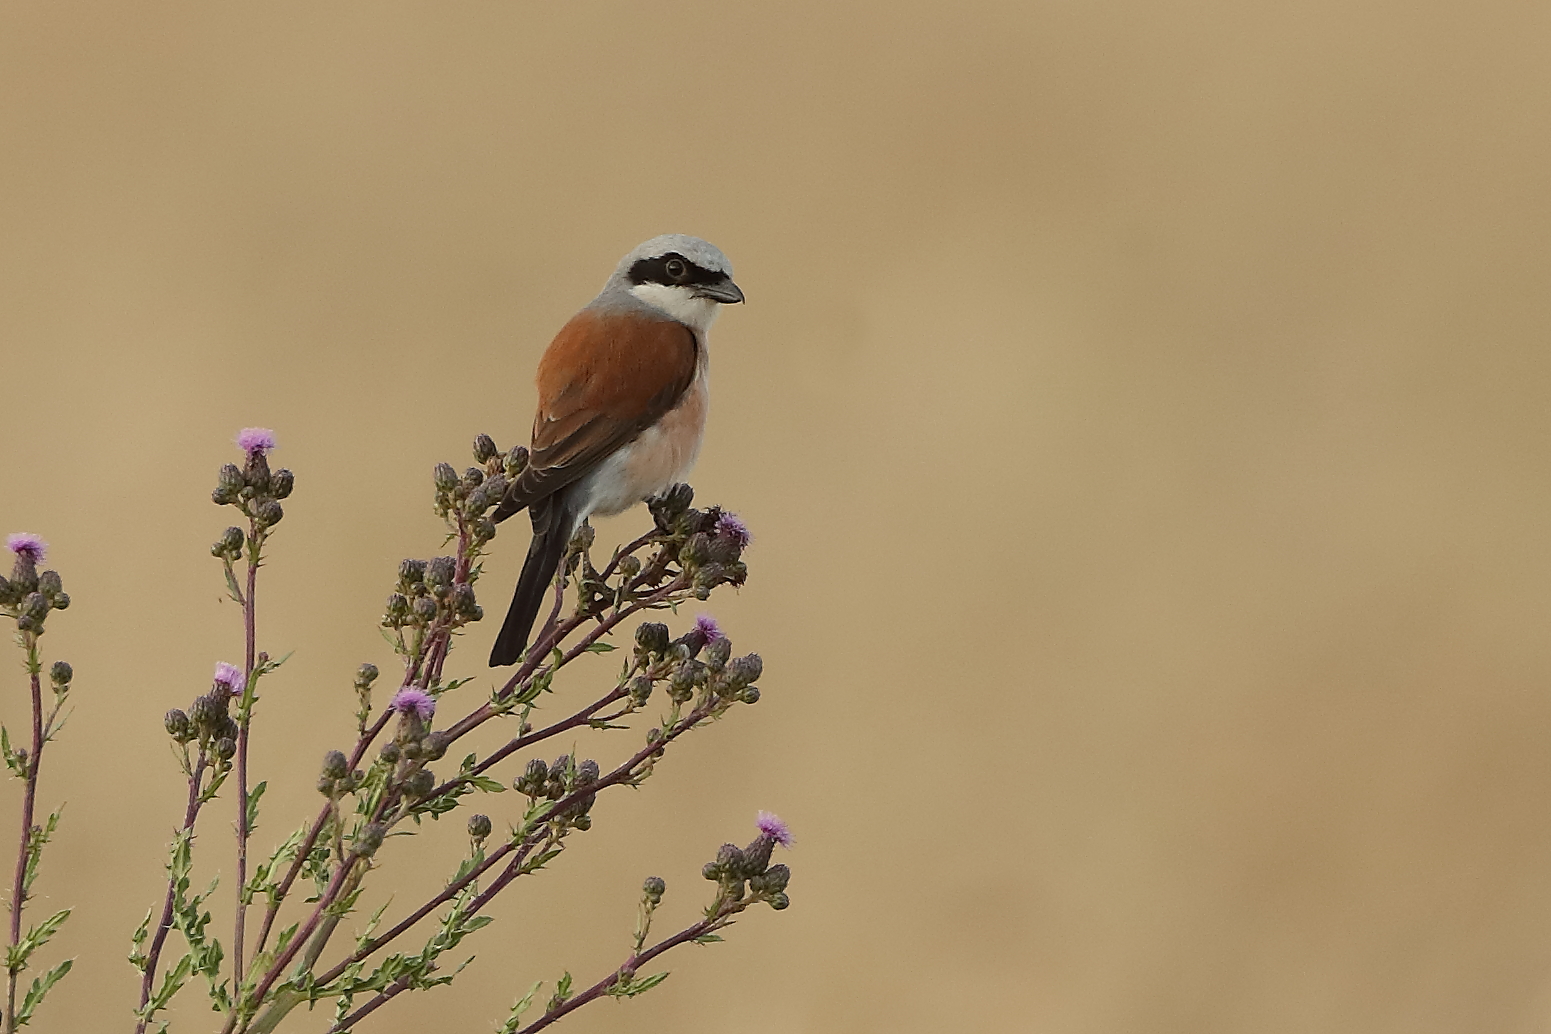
[694,276,745,304]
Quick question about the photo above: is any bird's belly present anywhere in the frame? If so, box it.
[579,374,708,518]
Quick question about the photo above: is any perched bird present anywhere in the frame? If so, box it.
[488,234,745,667]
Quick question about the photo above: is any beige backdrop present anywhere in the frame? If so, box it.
[3,2,1550,1032]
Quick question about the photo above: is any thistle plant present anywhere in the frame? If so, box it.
[111,429,790,1033]
[0,534,75,1031]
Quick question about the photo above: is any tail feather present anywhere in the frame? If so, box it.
[489,495,574,667]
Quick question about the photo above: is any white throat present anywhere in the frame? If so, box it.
[629,283,721,334]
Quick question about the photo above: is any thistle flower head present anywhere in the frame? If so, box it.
[212,662,246,697]
[390,686,436,722]
[236,427,276,456]
[6,534,45,564]
[756,810,793,849]
[714,512,751,549]
[695,613,723,642]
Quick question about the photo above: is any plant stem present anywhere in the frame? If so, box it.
[134,756,210,1034]
[233,532,258,985]
[513,910,738,1034]
[304,699,714,1001]
[248,710,393,964]
[224,857,360,1034]
[4,643,42,1034]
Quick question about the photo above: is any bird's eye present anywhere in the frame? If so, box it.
[664,258,688,281]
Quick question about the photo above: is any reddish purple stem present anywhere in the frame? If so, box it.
[4,659,43,1034]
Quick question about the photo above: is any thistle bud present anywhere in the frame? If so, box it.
[503,446,529,477]
[576,758,600,787]
[255,500,284,528]
[218,464,245,494]
[744,835,774,874]
[354,663,379,690]
[516,757,548,794]
[481,474,508,501]
[761,863,790,894]
[37,570,62,598]
[412,596,438,623]
[642,876,666,901]
[355,822,386,857]
[451,583,479,618]
[425,556,455,590]
[316,775,336,796]
[741,686,760,704]
[384,593,410,623]
[270,468,294,500]
[214,526,244,560]
[715,843,745,875]
[404,768,436,798]
[164,709,192,742]
[702,861,721,881]
[322,750,349,780]
[0,576,12,607]
[422,732,451,761]
[649,483,694,526]
[433,463,459,491]
[704,637,732,672]
[627,676,653,707]
[769,892,790,910]
[398,559,426,589]
[667,661,698,703]
[19,592,49,627]
[468,813,492,839]
[618,555,642,580]
[680,533,711,567]
[634,622,669,655]
[188,695,221,733]
[214,736,237,761]
[47,592,69,611]
[49,661,72,688]
[724,654,763,689]
[473,434,499,462]
[379,742,401,764]
[568,523,594,553]
[462,466,484,488]
[244,451,271,495]
[10,555,37,595]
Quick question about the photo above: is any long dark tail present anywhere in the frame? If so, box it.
[489,494,576,667]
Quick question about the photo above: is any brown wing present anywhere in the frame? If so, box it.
[494,308,697,520]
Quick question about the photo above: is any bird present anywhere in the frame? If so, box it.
[487,234,745,667]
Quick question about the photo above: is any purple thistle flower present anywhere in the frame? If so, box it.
[714,511,751,550]
[236,427,276,456]
[5,534,46,564]
[212,662,246,697]
[756,811,793,849]
[695,613,723,642]
[390,686,436,722]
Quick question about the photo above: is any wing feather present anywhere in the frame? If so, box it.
[494,309,697,521]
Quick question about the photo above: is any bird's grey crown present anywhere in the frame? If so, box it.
[608,234,732,286]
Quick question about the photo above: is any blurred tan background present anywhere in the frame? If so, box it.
[2,1,1550,1031]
